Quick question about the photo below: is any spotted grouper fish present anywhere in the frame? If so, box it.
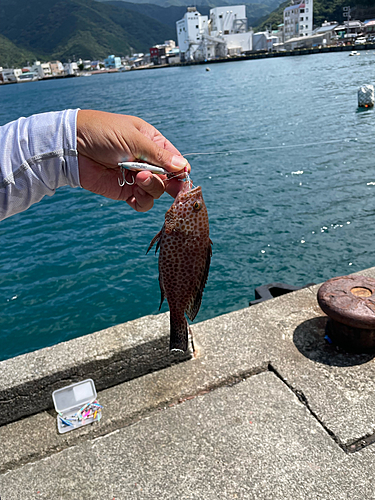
[147,181,212,352]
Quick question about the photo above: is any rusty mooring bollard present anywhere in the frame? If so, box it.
[317,275,375,353]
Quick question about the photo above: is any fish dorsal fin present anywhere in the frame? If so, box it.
[185,241,212,322]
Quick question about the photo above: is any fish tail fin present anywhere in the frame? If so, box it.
[169,314,188,352]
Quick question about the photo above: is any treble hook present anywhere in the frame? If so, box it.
[118,166,135,187]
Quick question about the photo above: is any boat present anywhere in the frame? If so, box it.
[349,51,360,56]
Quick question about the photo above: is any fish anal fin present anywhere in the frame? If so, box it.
[185,242,212,322]
[159,273,166,310]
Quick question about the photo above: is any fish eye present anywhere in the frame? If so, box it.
[193,201,202,211]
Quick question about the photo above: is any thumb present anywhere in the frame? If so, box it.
[134,132,189,172]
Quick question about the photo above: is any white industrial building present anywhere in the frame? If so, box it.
[210,6,252,55]
[30,61,52,79]
[252,32,279,51]
[176,8,209,61]
[63,62,79,76]
[176,5,252,62]
[0,68,22,83]
[284,0,314,40]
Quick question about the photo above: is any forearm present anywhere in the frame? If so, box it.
[0,109,80,221]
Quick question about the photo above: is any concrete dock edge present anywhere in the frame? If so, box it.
[0,312,191,426]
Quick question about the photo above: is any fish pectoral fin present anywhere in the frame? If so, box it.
[146,226,164,254]
[185,242,212,322]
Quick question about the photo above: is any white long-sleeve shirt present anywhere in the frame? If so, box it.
[0,109,81,221]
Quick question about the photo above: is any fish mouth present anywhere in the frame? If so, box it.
[183,186,201,199]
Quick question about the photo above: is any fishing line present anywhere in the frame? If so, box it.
[182,138,355,158]
[166,166,197,189]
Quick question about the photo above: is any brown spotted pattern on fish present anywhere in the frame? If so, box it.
[147,181,212,351]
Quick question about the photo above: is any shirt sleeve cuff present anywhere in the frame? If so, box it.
[62,108,81,189]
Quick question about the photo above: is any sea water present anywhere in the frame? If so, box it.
[1,51,375,360]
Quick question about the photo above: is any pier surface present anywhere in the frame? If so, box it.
[2,268,375,498]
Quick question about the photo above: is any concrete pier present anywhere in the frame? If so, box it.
[2,268,375,498]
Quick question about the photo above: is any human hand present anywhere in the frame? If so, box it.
[76,110,190,212]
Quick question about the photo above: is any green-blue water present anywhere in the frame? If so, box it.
[1,52,375,361]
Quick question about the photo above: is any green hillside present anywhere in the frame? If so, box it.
[101,0,282,8]
[0,34,38,68]
[106,2,210,28]
[255,0,288,30]
[2,0,372,68]
[255,0,375,31]
[0,0,175,63]
[105,0,282,30]
[312,0,375,26]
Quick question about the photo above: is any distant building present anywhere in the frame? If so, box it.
[176,6,252,62]
[0,68,22,83]
[334,20,364,40]
[364,19,375,36]
[49,61,64,76]
[63,62,79,76]
[150,41,177,65]
[30,61,52,79]
[150,45,167,65]
[210,6,247,34]
[284,0,313,41]
[176,7,210,62]
[128,53,150,68]
[164,40,176,50]
[210,6,252,55]
[252,32,268,51]
[314,21,338,44]
[167,48,180,65]
[16,72,38,82]
[279,31,333,51]
[274,23,285,43]
[252,31,279,51]
[91,61,100,70]
[104,55,121,69]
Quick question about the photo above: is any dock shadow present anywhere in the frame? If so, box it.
[293,316,375,367]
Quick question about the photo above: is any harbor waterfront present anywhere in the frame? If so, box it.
[1,50,375,361]
[1,42,374,85]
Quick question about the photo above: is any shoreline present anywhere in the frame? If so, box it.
[0,42,373,85]
[180,41,375,66]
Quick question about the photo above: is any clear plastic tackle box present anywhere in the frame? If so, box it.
[52,379,101,434]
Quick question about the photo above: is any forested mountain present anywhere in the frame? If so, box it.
[106,2,209,29]
[0,0,284,66]
[0,34,38,68]
[0,0,175,65]
[100,0,282,8]
[255,0,375,31]
[1,0,372,68]
[105,1,282,29]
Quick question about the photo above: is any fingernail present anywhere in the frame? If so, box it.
[140,176,152,187]
[172,155,188,169]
